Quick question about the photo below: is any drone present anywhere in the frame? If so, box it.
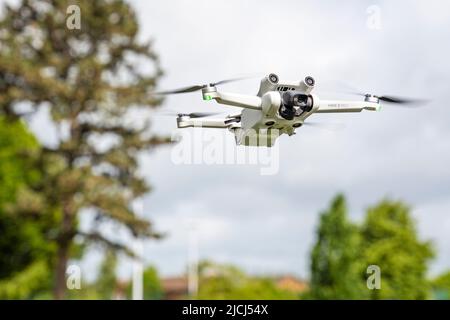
[155,74,424,147]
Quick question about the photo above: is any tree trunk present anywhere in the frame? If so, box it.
[54,241,69,299]
[53,203,74,300]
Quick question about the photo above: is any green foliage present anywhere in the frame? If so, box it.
[431,271,450,300]
[142,266,163,300]
[307,195,435,300]
[0,260,49,299]
[0,118,36,276]
[0,117,55,298]
[0,117,38,205]
[197,261,298,300]
[308,194,366,299]
[66,285,102,300]
[66,257,163,300]
[126,265,163,300]
[96,250,118,299]
[0,0,168,298]
[360,200,434,299]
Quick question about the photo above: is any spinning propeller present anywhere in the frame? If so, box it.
[337,83,429,107]
[153,76,255,95]
[175,112,222,118]
[369,95,426,105]
[360,92,428,106]
[157,111,224,118]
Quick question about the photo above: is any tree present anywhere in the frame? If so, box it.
[0,0,167,298]
[126,265,163,300]
[142,266,163,300]
[431,271,450,300]
[197,261,298,300]
[0,117,54,298]
[308,194,366,299]
[360,200,434,299]
[96,249,118,300]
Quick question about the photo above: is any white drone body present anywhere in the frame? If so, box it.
[165,73,415,147]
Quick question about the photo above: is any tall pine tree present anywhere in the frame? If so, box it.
[0,0,167,298]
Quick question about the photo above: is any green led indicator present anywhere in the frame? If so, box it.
[203,95,212,101]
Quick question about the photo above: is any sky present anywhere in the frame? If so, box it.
[120,0,450,279]
[3,0,450,281]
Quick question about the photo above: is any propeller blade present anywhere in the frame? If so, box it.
[378,95,428,106]
[212,76,254,86]
[154,85,205,95]
[156,111,223,118]
[152,75,258,96]
[327,82,429,107]
[187,112,223,118]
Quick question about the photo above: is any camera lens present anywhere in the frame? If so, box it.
[278,104,295,120]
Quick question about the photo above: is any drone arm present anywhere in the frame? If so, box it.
[205,91,262,110]
[315,100,380,113]
[177,117,233,129]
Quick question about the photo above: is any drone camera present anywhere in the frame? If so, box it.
[279,91,314,120]
[279,105,295,120]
